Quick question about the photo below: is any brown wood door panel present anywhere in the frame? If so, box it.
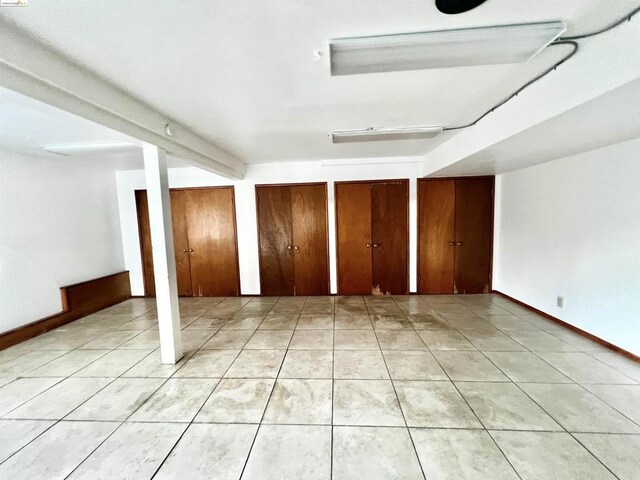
[183,188,240,297]
[454,177,494,294]
[135,190,192,296]
[291,184,329,295]
[371,182,409,294]
[256,186,295,295]
[170,190,193,296]
[418,180,456,294]
[336,183,373,295]
[135,190,156,297]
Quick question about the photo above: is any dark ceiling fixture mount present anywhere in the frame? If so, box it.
[436,0,487,15]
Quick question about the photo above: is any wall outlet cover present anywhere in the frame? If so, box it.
[556,295,565,308]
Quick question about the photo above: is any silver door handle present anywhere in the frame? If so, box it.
[372,244,379,248]
[294,246,299,250]
[447,242,455,246]
[189,248,194,252]
[365,243,371,248]
[286,245,292,250]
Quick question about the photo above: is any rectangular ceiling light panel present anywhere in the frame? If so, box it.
[330,21,566,75]
[332,126,443,143]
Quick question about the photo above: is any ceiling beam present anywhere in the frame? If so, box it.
[421,15,640,177]
[0,18,245,179]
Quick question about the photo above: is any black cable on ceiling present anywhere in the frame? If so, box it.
[443,5,640,132]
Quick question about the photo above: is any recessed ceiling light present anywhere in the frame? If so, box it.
[329,21,566,75]
[331,126,443,143]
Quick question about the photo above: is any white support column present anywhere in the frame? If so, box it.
[143,143,183,364]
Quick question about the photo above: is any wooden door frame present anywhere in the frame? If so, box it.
[135,185,242,297]
[417,176,495,295]
[254,182,330,296]
[334,179,410,295]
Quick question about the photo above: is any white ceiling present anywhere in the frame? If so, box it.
[0,87,188,169]
[1,0,638,164]
[433,77,640,176]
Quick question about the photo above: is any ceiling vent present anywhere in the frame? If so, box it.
[329,21,566,75]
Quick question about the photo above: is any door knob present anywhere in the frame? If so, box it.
[372,244,379,248]
[455,242,462,246]
[189,248,194,252]
[447,242,455,246]
[182,249,188,252]
[365,243,371,248]
[286,245,292,250]
[294,246,299,250]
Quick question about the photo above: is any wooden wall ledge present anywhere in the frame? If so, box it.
[0,271,131,351]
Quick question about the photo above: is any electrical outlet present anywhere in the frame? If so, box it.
[556,296,564,308]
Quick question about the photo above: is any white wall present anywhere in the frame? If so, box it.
[0,149,125,333]
[494,138,640,355]
[116,157,424,296]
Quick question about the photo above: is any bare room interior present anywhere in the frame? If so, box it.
[0,1,639,479]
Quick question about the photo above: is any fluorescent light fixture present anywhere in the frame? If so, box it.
[332,126,443,143]
[330,21,566,75]
[44,142,137,156]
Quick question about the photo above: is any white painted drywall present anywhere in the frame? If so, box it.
[116,157,424,296]
[0,149,125,333]
[493,138,640,355]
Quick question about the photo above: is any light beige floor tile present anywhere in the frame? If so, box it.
[296,315,334,329]
[505,330,576,352]
[456,382,562,430]
[279,350,333,379]
[461,330,527,351]
[394,381,481,428]
[490,431,616,480]
[201,329,253,349]
[259,315,299,330]
[334,330,379,349]
[220,316,264,330]
[334,315,372,330]
[333,426,424,480]
[0,420,119,480]
[173,349,239,378]
[371,316,413,330]
[6,377,112,420]
[574,433,640,480]
[73,349,151,377]
[183,316,227,331]
[225,350,286,378]
[583,384,640,424]
[484,351,571,383]
[263,379,332,425]
[288,330,333,349]
[244,330,293,349]
[0,350,67,377]
[333,380,404,426]
[195,378,274,423]
[537,352,637,384]
[66,378,164,421]
[129,378,218,422]
[68,422,186,479]
[120,349,191,378]
[25,350,109,377]
[376,330,426,350]
[433,351,509,381]
[77,331,142,349]
[117,330,160,349]
[520,383,640,433]
[0,419,56,463]
[334,350,389,379]
[590,352,640,382]
[411,429,518,480]
[0,377,62,416]
[154,423,257,480]
[242,425,331,480]
[382,350,447,380]
[418,330,476,350]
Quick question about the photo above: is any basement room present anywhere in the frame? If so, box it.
[0,1,639,479]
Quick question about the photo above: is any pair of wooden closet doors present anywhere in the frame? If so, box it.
[336,180,409,295]
[256,183,329,296]
[418,177,494,294]
[136,187,240,297]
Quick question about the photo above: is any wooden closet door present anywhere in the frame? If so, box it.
[371,182,408,294]
[170,190,194,296]
[336,183,373,295]
[135,190,192,296]
[291,184,329,295]
[418,180,456,294]
[256,186,295,295]
[183,188,240,296]
[454,177,494,294]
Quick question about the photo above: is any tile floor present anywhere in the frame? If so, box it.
[0,294,639,479]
